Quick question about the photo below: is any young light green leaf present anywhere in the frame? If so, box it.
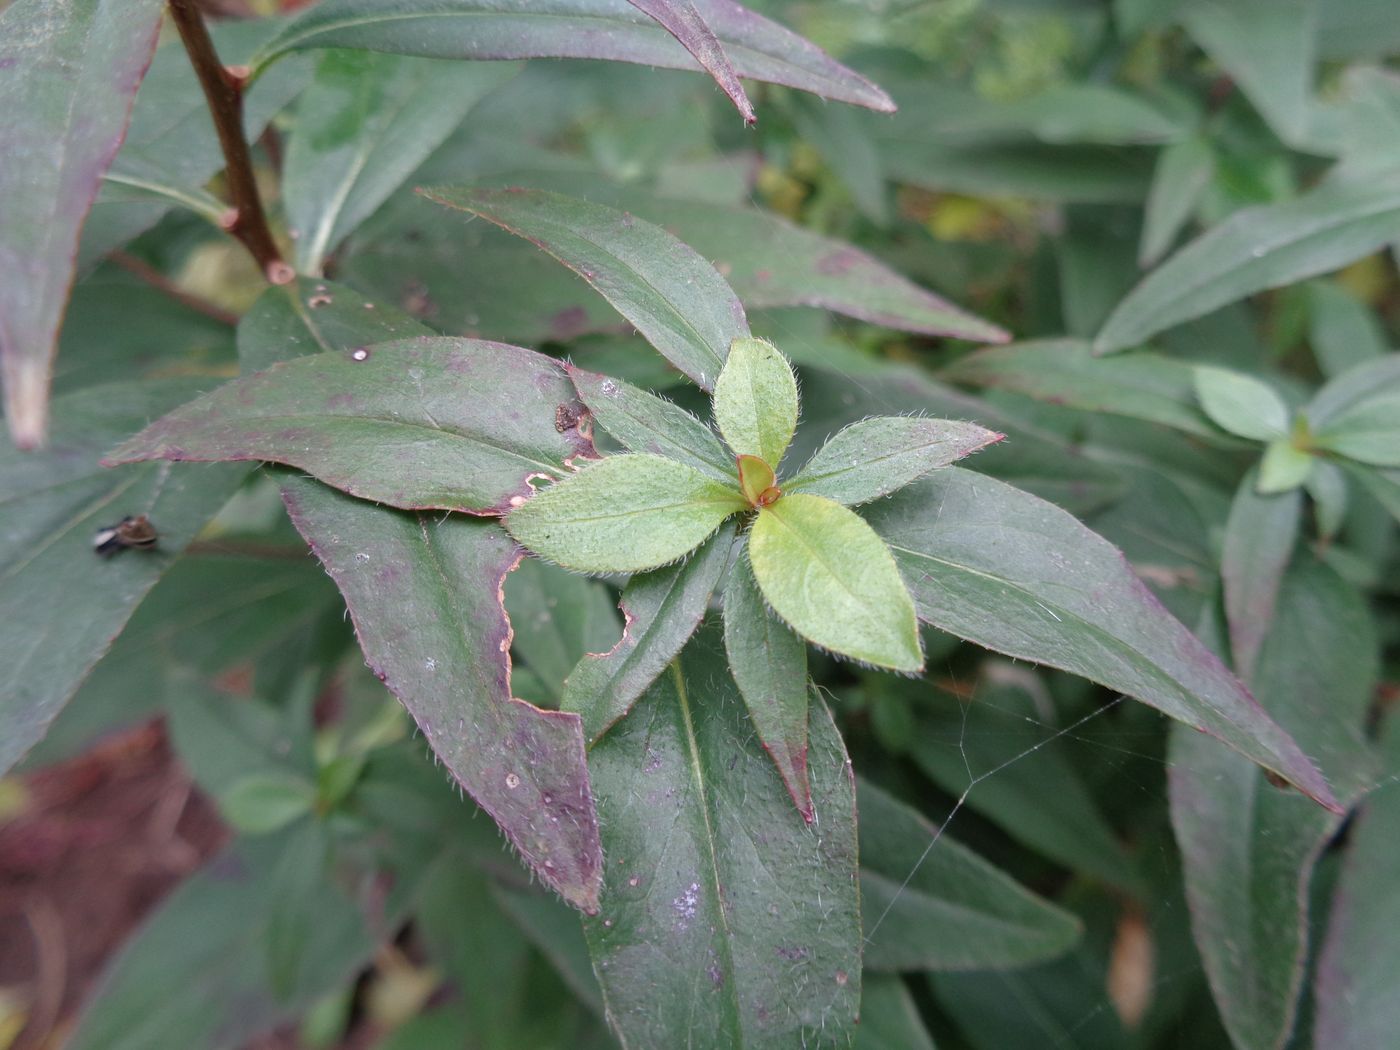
[218,772,318,835]
[567,364,733,482]
[1258,439,1316,493]
[1140,135,1215,267]
[105,339,596,515]
[0,0,166,448]
[1194,366,1290,440]
[563,522,735,742]
[749,493,922,672]
[422,186,749,389]
[787,416,1003,506]
[1306,460,1349,539]
[859,781,1082,971]
[723,554,812,819]
[251,0,895,113]
[284,53,516,274]
[1096,173,1400,353]
[712,336,799,467]
[1309,356,1400,466]
[583,640,860,1046]
[1222,470,1301,682]
[506,454,745,574]
[864,468,1338,810]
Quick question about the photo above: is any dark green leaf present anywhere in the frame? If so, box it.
[568,364,733,482]
[506,454,745,574]
[865,469,1338,809]
[723,553,811,819]
[285,53,516,273]
[0,0,166,447]
[563,521,735,741]
[0,380,244,774]
[1096,173,1400,353]
[879,139,1155,204]
[426,186,748,388]
[280,477,603,912]
[252,0,895,113]
[851,976,936,1050]
[787,416,1003,506]
[859,781,1082,971]
[1221,470,1301,681]
[106,339,597,515]
[583,640,861,1047]
[505,557,621,704]
[1140,135,1215,267]
[626,0,754,123]
[1171,556,1378,1050]
[1305,281,1388,380]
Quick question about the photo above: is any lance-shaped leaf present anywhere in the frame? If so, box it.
[563,521,735,742]
[942,340,1228,442]
[749,493,923,673]
[583,639,860,1046]
[422,187,748,388]
[1222,470,1301,682]
[251,0,894,113]
[507,453,745,574]
[1172,557,1378,1050]
[280,476,603,911]
[864,468,1339,810]
[712,336,799,467]
[0,380,245,775]
[1313,715,1400,1050]
[105,339,596,515]
[0,0,166,448]
[723,554,811,819]
[787,416,1003,506]
[1095,173,1400,353]
[1140,134,1215,267]
[1308,355,1400,467]
[1194,366,1290,441]
[285,53,517,274]
[627,0,754,123]
[568,364,733,482]
[858,781,1082,972]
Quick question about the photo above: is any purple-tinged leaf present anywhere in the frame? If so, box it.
[787,416,1004,507]
[0,0,166,448]
[1313,714,1400,1050]
[422,187,749,390]
[583,636,860,1045]
[1172,556,1378,1050]
[252,0,894,114]
[105,339,597,515]
[723,553,811,819]
[281,476,604,912]
[562,521,735,743]
[626,0,754,124]
[865,468,1339,810]
[1221,469,1301,683]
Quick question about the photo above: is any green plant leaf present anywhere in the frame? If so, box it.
[425,186,749,389]
[1305,281,1388,380]
[105,339,597,515]
[1193,366,1290,440]
[280,477,604,912]
[878,139,1155,204]
[1140,134,1215,267]
[749,493,922,672]
[1258,439,1315,493]
[0,380,245,775]
[284,52,516,274]
[563,521,735,741]
[65,832,374,1050]
[583,640,861,1046]
[712,336,799,466]
[1308,356,1400,467]
[723,553,811,819]
[944,340,1228,441]
[219,772,319,835]
[567,364,733,482]
[0,0,166,448]
[786,416,1004,506]
[858,781,1082,971]
[1313,714,1400,1050]
[1096,173,1400,353]
[1305,460,1349,539]
[1222,470,1301,682]
[852,976,936,1050]
[864,469,1338,810]
[736,454,779,506]
[504,558,621,704]
[506,453,744,574]
[251,0,894,113]
[1172,556,1378,1050]
[626,0,754,123]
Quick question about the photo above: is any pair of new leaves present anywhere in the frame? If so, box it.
[509,337,1001,674]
